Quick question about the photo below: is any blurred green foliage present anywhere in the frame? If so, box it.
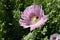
[0,0,60,40]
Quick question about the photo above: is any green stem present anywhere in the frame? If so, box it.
[22,28,40,40]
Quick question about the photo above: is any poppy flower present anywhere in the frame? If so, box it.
[50,33,60,40]
[19,5,48,31]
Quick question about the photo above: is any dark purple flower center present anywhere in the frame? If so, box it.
[36,16,39,19]
[52,37,56,40]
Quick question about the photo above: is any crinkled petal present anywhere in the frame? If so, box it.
[39,7,44,17]
[21,5,42,20]
[21,10,31,20]
[19,19,30,28]
[57,35,60,40]
[30,16,48,31]
[24,16,48,31]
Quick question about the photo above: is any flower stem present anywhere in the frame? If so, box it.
[22,28,41,40]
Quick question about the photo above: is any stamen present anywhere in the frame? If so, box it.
[31,16,38,24]
[36,16,39,19]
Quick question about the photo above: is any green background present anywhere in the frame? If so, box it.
[0,0,60,40]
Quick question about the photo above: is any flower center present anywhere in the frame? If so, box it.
[31,16,38,24]
[52,37,56,40]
